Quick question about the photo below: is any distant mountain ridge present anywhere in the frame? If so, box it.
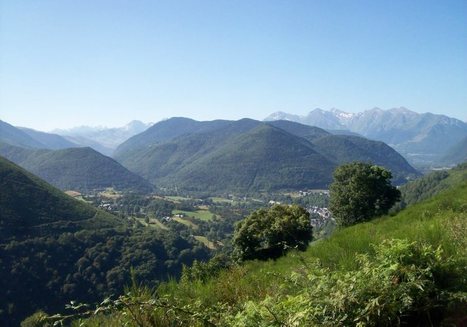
[115,118,418,193]
[1,119,153,156]
[264,108,467,166]
[0,120,80,150]
[19,127,78,149]
[54,120,153,155]
[0,143,153,193]
[0,120,43,148]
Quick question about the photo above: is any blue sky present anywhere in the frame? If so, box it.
[1,0,466,131]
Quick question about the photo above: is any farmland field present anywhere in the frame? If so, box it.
[173,209,214,221]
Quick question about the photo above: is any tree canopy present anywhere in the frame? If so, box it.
[233,204,312,261]
[329,162,400,227]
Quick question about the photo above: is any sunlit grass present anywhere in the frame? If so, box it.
[173,209,214,221]
[172,217,199,229]
[160,181,467,307]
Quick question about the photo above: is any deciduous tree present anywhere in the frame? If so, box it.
[233,204,312,261]
[329,162,400,226]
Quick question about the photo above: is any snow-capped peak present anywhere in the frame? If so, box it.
[330,108,355,121]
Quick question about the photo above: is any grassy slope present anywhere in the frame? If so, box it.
[399,162,467,206]
[65,169,466,326]
[159,178,466,314]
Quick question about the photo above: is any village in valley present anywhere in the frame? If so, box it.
[65,187,334,250]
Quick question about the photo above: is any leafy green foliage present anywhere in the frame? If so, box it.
[226,240,466,326]
[329,162,401,226]
[180,255,233,284]
[233,205,313,261]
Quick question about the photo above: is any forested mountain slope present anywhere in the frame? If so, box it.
[115,118,418,193]
[0,157,209,326]
[0,143,153,193]
[0,156,118,240]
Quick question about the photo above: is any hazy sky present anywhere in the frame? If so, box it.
[1,0,466,131]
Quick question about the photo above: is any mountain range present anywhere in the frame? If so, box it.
[264,108,467,166]
[53,120,153,155]
[0,143,153,193]
[0,120,77,149]
[1,116,421,194]
[114,118,418,193]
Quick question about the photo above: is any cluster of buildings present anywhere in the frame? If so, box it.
[307,206,333,228]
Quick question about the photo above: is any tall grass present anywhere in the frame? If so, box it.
[49,181,466,326]
[159,181,466,308]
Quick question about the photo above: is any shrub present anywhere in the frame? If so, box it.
[226,239,466,326]
[233,205,312,261]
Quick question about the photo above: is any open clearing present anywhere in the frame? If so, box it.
[172,217,199,229]
[173,209,214,221]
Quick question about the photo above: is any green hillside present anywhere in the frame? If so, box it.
[0,156,117,240]
[266,120,330,141]
[398,162,467,207]
[0,156,209,325]
[66,167,466,326]
[268,120,419,183]
[116,118,261,182]
[115,118,418,194]
[170,124,335,192]
[312,135,419,184]
[114,117,233,157]
[0,144,154,193]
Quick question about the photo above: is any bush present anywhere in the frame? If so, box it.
[329,162,400,226]
[233,205,312,261]
[227,239,466,326]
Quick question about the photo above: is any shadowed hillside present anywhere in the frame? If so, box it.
[0,157,209,326]
[0,144,154,193]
